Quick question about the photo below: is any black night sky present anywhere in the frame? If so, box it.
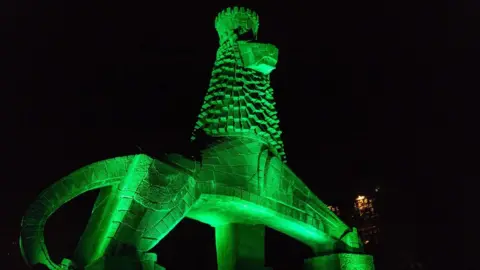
[2,1,472,269]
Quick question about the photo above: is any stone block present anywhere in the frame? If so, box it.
[215,223,266,270]
[304,253,374,270]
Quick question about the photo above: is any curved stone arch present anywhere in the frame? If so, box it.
[256,143,285,197]
[256,147,269,195]
[19,154,152,269]
[264,155,283,199]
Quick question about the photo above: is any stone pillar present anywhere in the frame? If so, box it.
[60,258,77,269]
[139,253,159,270]
[215,223,267,270]
[343,228,363,253]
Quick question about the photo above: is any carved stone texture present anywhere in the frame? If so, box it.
[215,7,260,45]
[238,42,279,74]
[338,253,375,270]
[191,28,286,161]
[19,6,370,270]
[304,254,374,270]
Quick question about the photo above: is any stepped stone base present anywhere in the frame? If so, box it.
[304,253,374,270]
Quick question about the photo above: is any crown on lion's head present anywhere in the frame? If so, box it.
[215,7,259,44]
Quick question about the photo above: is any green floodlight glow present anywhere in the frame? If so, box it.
[19,6,374,270]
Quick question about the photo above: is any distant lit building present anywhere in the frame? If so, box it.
[353,193,380,246]
[326,188,381,248]
[328,205,341,216]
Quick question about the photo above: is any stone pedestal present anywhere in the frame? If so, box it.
[215,223,267,270]
[59,258,77,269]
[304,253,374,270]
[84,252,165,270]
[139,253,161,270]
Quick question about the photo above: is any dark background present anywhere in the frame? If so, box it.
[2,0,472,269]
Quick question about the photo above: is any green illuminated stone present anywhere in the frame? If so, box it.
[19,6,374,270]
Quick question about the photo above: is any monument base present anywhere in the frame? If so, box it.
[303,253,374,270]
